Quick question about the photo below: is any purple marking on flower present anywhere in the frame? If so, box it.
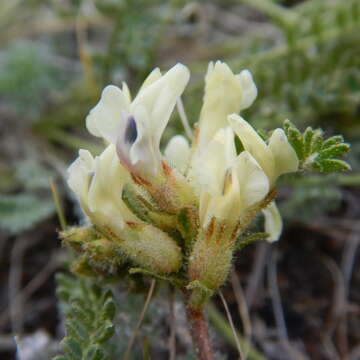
[124,115,138,145]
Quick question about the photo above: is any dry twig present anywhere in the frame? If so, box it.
[219,290,245,360]
[231,269,252,358]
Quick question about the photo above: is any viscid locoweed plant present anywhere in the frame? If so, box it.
[57,61,350,360]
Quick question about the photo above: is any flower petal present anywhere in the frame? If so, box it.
[201,168,241,227]
[192,127,236,197]
[136,67,162,95]
[131,63,190,144]
[268,128,299,179]
[262,201,282,242]
[197,61,244,147]
[228,114,275,184]
[86,85,131,143]
[87,145,137,229]
[122,82,132,103]
[234,151,269,209]
[129,104,159,175]
[237,70,257,110]
[67,149,94,204]
[164,135,190,174]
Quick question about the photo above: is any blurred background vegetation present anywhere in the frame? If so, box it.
[0,0,359,359]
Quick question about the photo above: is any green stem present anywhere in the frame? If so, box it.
[50,179,67,230]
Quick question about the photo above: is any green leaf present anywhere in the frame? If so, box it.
[321,135,344,149]
[101,298,116,320]
[71,301,94,328]
[310,129,323,154]
[0,194,54,234]
[284,120,304,159]
[318,143,350,160]
[92,321,115,344]
[65,320,89,343]
[62,338,82,359]
[315,159,351,172]
[53,274,116,360]
[303,127,315,157]
[65,319,89,343]
[282,120,351,173]
[84,345,106,360]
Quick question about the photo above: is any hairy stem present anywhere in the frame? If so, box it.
[186,304,214,360]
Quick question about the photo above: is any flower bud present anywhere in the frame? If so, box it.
[188,226,234,303]
[60,226,97,252]
[114,223,183,274]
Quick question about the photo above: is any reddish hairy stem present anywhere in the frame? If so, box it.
[186,305,214,360]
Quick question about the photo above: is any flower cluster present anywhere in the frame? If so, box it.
[65,61,299,306]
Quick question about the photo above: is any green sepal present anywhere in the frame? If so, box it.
[123,183,177,232]
[177,206,199,249]
[122,183,151,222]
[235,232,269,251]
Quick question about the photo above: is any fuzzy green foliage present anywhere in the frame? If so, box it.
[0,193,54,234]
[54,273,116,360]
[281,175,342,223]
[94,0,173,84]
[0,41,64,118]
[54,272,183,359]
[180,0,360,134]
[0,160,55,234]
[283,119,351,173]
[246,0,360,131]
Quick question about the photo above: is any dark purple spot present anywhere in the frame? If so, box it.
[124,115,138,144]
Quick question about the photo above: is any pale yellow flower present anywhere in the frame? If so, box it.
[67,144,137,232]
[228,114,299,186]
[196,61,257,148]
[86,64,190,177]
[193,127,269,228]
